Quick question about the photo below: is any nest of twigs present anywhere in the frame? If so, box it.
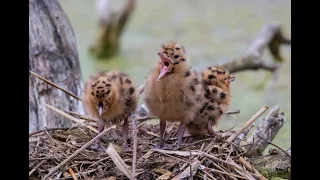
[29,120,266,180]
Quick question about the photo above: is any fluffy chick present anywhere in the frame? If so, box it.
[186,67,235,136]
[82,70,138,151]
[143,42,204,150]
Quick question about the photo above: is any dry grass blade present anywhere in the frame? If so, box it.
[106,143,133,180]
[46,104,98,133]
[29,70,81,101]
[40,125,116,180]
[223,105,268,148]
[152,149,202,157]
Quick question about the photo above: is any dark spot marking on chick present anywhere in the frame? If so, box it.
[175,47,180,50]
[219,109,223,115]
[220,92,226,99]
[207,105,215,110]
[208,67,212,70]
[163,51,168,55]
[102,93,105,97]
[193,78,199,85]
[105,83,111,87]
[200,102,209,113]
[125,98,132,106]
[96,94,99,98]
[190,85,195,92]
[91,92,94,96]
[102,81,106,84]
[125,79,132,84]
[174,55,180,59]
[106,90,110,94]
[129,87,135,94]
[204,87,211,98]
[108,97,111,101]
[120,72,128,77]
[185,71,191,77]
[111,75,117,80]
[210,99,215,103]
[101,90,104,93]
[204,112,208,116]
[172,53,174,56]
[171,68,175,73]
[212,88,218,94]
[173,62,179,65]
[96,90,100,94]
[91,81,99,87]
[203,80,211,85]
[97,86,103,89]
[181,58,186,61]
[208,116,216,123]
[208,75,215,79]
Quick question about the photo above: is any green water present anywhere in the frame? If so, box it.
[61,0,291,151]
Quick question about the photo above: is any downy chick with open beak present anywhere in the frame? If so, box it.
[82,70,138,151]
[186,67,235,137]
[143,42,204,150]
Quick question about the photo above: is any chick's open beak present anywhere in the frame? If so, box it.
[228,75,236,82]
[98,102,104,116]
[98,106,103,116]
[157,52,172,81]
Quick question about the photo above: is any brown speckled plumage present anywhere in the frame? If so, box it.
[82,70,138,151]
[186,67,235,136]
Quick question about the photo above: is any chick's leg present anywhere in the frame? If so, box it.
[174,122,186,150]
[153,119,171,149]
[207,121,221,138]
[90,120,107,152]
[122,117,129,149]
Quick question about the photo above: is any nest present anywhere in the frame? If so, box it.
[29,121,267,180]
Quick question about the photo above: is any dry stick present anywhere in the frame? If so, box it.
[131,117,138,180]
[238,156,267,180]
[68,167,78,180]
[67,111,99,123]
[29,71,81,101]
[41,125,116,180]
[46,104,98,133]
[257,134,291,158]
[222,105,268,148]
[29,160,46,177]
[29,127,70,137]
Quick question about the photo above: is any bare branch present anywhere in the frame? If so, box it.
[220,23,291,73]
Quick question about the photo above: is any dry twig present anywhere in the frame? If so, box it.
[29,70,81,101]
[41,125,116,180]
